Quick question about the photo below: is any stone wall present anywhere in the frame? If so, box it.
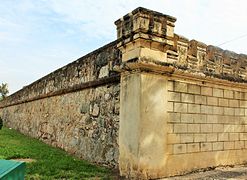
[0,40,121,167]
[1,6,247,179]
[0,40,120,108]
[1,84,120,166]
[173,36,247,81]
[164,77,247,176]
[120,71,247,179]
[116,7,247,179]
[167,81,247,155]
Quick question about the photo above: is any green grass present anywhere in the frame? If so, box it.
[0,127,116,180]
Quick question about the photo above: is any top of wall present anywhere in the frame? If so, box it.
[115,7,247,83]
[0,40,121,107]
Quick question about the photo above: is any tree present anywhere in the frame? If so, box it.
[0,83,9,100]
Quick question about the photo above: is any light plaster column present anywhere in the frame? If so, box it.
[115,7,176,179]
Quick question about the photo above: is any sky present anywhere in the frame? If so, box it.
[0,0,247,94]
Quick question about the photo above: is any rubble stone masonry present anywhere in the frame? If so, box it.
[1,7,247,179]
[0,41,121,167]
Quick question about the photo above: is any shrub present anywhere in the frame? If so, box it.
[0,117,3,130]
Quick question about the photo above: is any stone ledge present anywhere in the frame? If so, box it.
[117,58,247,91]
[116,7,247,83]
[0,75,120,108]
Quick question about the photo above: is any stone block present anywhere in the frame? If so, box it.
[245,92,247,100]
[167,112,181,123]
[240,117,247,125]
[187,143,200,153]
[173,144,187,154]
[167,81,174,91]
[201,87,213,96]
[233,117,240,125]
[201,142,212,152]
[180,134,194,143]
[240,133,247,140]
[206,133,217,142]
[99,65,109,78]
[218,116,236,124]
[229,99,239,107]
[229,133,239,141]
[91,104,100,117]
[195,95,207,105]
[188,84,200,94]
[174,124,187,133]
[235,141,245,149]
[224,125,235,132]
[212,142,223,151]
[219,98,229,107]
[240,100,247,108]
[194,134,206,142]
[207,115,218,123]
[224,141,235,150]
[224,107,234,116]
[174,82,188,93]
[234,125,244,132]
[224,90,234,99]
[245,109,247,116]
[167,102,174,112]
[174,103,187,113]
[235,91,245,100]
[181,113,193,123]
[168,92,181,102]
[188,124,200,133]
[188,104,200,113]
[213,88,223,97]
[217,116,226,124]
[207,97,218,106]
[181,93,194,103]
[213,124,224,132]
[218,133,229,141]
[234,108,245,116]
[194,114,207,123]
[200,124,212,133]
[212,107,224,115]
[201,105,213,114]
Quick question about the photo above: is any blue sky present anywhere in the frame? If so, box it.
[0,0,247,94]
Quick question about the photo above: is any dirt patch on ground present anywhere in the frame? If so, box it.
[161,165,247,179]
[11,158,36,163]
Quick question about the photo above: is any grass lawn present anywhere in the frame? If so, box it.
[0,127,116,180]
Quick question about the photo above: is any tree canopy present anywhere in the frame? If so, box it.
[0,83,9,100]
